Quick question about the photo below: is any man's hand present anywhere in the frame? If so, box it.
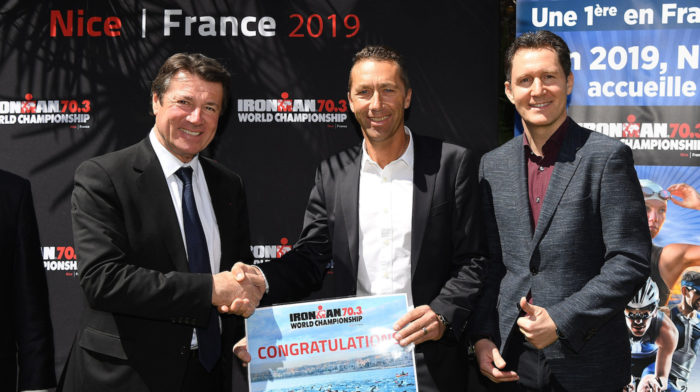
[474,338,519,383]
[637,374,663,392]
[212,262,266,317]
[668,183,700,210]
[516,297,558,349]
[219,262,267,314]
[392,305,445,346]
[233,337,250,367]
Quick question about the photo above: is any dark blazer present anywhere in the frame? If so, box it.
[472,121,650,391]
[0,170,56,391]
[259,134,488,391]
[59,138,253,392]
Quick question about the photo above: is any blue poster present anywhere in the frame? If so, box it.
[246,294,418,392]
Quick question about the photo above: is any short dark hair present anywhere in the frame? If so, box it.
[348,45,410,91]
[151,53,231,113]
[505,30,571,81]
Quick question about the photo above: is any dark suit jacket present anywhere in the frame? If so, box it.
[472,121,650,391]
[258,134,488,391]
[59,138,253,392]
[0,170,56,391]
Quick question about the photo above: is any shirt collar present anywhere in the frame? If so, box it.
[361,126,414,170]
[149,128,201,178]
[523,117,569,165]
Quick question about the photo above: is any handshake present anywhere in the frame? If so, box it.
[211,262,266,317]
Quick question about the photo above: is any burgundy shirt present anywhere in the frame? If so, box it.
[523,118,569,229]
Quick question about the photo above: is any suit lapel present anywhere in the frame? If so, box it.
[201,159,234,272]
[529,125,584,257]
[134,138,190,273]
[340,149,362,280]
[512,136,533,239]
[410,136,436,278]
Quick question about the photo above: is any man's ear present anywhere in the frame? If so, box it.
[403,88,412,109]
[504,81,515,104]
[152,94,161,115]
[347,92,355,113]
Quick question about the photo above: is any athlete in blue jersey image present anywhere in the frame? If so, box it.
[626,279,678,392]
[668,271,700,391]
[641,179,700,306]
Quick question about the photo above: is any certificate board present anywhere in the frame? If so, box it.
[246,294,418,392]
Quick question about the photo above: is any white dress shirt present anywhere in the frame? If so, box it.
[149,129,221,347]
[357,127,414,307]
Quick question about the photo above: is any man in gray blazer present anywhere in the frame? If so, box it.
[471,30,650,391]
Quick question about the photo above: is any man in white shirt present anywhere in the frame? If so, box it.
[240,45,488,391]
[59,53,264,392]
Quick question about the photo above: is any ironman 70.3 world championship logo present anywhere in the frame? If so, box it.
[237,92,348,125]
[0,93,91,127]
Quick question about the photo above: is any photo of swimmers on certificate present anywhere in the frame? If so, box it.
[246,294,418,392]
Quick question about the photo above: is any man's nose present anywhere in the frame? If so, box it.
[531,78,545,96]
[369,91,382,110]
[187,107,202,124]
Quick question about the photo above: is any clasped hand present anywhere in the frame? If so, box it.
[211,262,266,317]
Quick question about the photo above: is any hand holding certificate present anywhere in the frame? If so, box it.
[393,304,446,346]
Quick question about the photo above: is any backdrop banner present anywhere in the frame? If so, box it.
[0,0,499,377]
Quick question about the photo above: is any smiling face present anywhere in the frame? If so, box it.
[505,47,573,139]
[347,59,412,147]
[152,70,223,163]
[645,199,667,239]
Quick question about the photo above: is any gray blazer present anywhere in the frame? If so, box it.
[472,120,650,391]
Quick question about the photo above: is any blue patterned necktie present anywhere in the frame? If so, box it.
[175,166,221,372]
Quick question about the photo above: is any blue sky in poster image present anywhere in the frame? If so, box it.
[246,294,409,369]
[636,165,700,246]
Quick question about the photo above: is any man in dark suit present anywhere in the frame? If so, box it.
[59,53,264,392]
[236,45,488,391]
[471,30,651,391]
[1,170,56,391]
